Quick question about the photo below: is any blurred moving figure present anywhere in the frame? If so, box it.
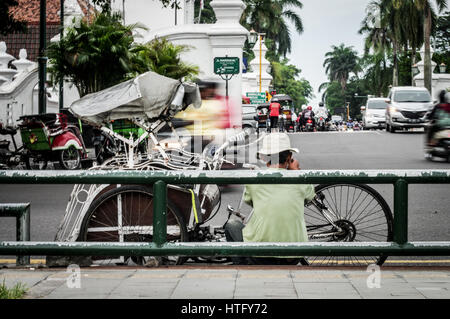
[424,90,450,162]
[175,79,230,152]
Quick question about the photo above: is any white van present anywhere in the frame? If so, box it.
[362,98,388,129]
[385,87,434,133]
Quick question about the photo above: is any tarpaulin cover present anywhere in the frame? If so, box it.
[69,71,201,125]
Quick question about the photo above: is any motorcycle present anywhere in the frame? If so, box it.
[424,108,450,162]
[317,116,326,131]
[92,128,118,165]
[304,118,315,132]
[425,128,450,162]
[0,122,25,169]
[18,113,90,169]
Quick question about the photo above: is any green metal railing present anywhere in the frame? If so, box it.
[0,203,30,265]
[0,169,450,260]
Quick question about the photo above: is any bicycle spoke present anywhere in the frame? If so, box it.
[83,187,186,265]
[306,184,393,267]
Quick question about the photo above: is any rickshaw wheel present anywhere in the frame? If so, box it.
[25,154,48,170]
[79,185,188,266]
[59,146,81,170]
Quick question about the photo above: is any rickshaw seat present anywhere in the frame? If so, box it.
[0,127,17,136]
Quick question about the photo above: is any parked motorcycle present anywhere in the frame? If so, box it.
[0,122,25,169]
[18,113,89,169]
[92,128,118,165]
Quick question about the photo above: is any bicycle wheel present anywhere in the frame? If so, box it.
[79,185,188,265]
[304,184,393,266]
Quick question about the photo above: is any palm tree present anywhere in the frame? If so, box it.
[131,38,199,80]
[360,52,392,96]
[414,0,447,92]
[47,13,143,97]
[241,0,304,57]
[359,0,408,87]
[323,44,360,93]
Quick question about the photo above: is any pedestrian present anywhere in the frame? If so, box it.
[292,111,298,132]
[269,101,281,133]
[224,133,315,265]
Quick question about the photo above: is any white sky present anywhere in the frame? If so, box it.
[287,0,372,106]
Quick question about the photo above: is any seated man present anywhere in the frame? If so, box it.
[225,133,315,265]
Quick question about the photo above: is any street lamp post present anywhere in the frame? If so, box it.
[38,0,47,114]
[59,0,64,111]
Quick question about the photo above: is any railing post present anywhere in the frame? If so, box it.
[153,180,167,246]
[393,179,408,245]
[0,203,31,265]
[16,204,30,266]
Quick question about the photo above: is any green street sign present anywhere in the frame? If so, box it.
[214,57,240,75]
[246,92,266,104]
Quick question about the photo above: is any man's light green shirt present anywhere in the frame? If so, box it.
[242,168,315,243]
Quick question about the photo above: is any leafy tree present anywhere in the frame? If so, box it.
[131,38,199,80]
[0,0,27,36]
[433,11,450,72]
[271,59,313,111]
[47,13,143,97]
[319,81,345,115]
[194,0,216,24]
[359,52,392,97]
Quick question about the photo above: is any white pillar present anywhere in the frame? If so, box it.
[209,0,248,127]
[12,49,35,74]
[413,44,438,97]
[184,0,195,24]
[248,37,272,93]
[0,42,17,82]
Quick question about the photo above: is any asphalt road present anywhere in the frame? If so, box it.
[1,129,449,265]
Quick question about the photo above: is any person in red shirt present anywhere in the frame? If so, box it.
[269,102,281,132]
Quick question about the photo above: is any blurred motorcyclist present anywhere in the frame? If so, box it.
[425,90,450,155]
[175,79,229,151]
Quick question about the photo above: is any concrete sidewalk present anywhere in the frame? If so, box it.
[1,266,450,299]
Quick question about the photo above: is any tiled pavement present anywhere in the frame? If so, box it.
[1,267,450,299]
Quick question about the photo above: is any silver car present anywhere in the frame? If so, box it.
[362,98,388,129]
[385,87,434,133]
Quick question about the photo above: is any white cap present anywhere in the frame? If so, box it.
[258,133,299,155]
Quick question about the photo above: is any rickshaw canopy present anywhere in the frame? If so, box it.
[69,71,201,125]
[270,94,293,103]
